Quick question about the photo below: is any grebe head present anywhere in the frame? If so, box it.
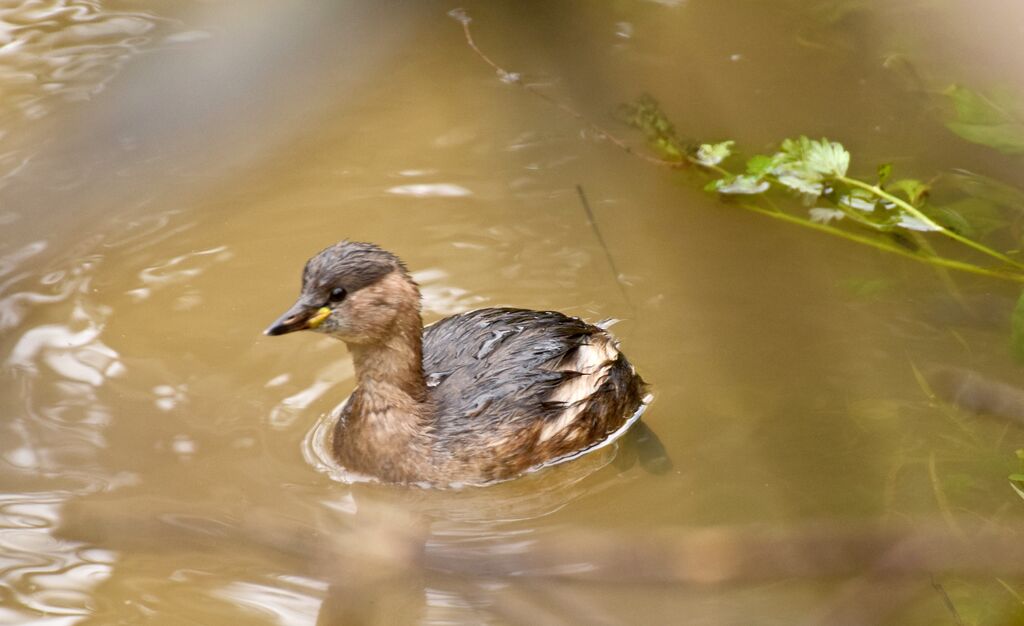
[264,241,420,345]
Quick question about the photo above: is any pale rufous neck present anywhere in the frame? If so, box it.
[337,307,433,481]
[348,313,427,404]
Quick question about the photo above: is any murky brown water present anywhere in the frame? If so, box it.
[3,1,1024,623]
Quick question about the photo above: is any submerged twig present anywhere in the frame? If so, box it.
[929,451,965,537]
[576,184,633,312]
[930,575,966,626]
[450,9,679,169]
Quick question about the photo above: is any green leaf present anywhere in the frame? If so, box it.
[709,175,770,195]
[694,141,734,167]
[896,214,942,232]
[877,163,892,186]
[775,174,823,196]
[838,189,876,212]
[927,198,1005,239]
[944,84,1024,154]
[947,84,1011,125]
[924,205,973,237]
[947,122,1024,154]
[775,136,849,177]
[882,54,926,93]
[889,178,930,207]
[941,169,1024,212]
[619,95,689,162]
[768,137,849,199]
[654,138,683,160]
[809,208,845,224]
[1011,289,1024,363]
[1010,474,1024,482]
[804,139,850,177]
[746,154,773,177]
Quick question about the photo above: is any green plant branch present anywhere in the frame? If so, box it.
[832,201,891,231]
[740,202,1024,283]
[840,176,1024,270]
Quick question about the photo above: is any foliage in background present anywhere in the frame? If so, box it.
[944,84,1024,155]
[883,52,1024,155]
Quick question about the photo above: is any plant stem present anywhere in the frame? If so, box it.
[691,159,731,177]
[840,176,1024,270]
[739,202,1024,283]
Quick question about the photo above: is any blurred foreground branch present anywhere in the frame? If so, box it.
[61,496,1024,585]
[59,496,1024,624]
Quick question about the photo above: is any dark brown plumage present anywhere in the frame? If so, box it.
[266,241,648,486]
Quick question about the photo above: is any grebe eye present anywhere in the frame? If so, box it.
[328,287,347,303]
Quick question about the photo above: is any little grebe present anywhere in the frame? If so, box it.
[265,241,648,486]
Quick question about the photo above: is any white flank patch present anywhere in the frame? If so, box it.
[532,393,653,471]
[538,336,619,442]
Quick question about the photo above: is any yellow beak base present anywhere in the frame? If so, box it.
[306,307,331,329]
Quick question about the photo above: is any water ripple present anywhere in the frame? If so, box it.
[0,0,208,202]
[213,578,324,625]
[0,494,111,623]
[0,1,165,122]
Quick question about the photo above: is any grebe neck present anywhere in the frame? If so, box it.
[334,309,433,482]
[349,320,428,403]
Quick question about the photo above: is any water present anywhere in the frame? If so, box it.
[2,0,1024,623]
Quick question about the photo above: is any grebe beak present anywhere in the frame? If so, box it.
[265,302,330,336]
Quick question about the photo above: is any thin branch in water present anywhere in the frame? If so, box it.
[929,451,965,538]
[576,184,633,313]
[930,575,965,626]
[450,8,680,169]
